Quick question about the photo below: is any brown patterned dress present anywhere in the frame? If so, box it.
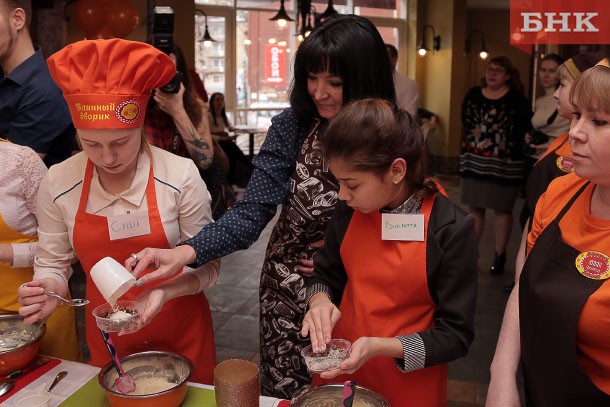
[259,120,339,399]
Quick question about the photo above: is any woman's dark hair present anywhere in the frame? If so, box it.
[541,53,564,67]
[481,56,525,95]
[324,98,438,199]
[172,44,203,127]
[290,14,396,121]
[209,92,229,128]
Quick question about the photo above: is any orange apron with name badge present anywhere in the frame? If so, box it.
[0,213,81,361]
[314,195,446,406]
[72,159,215,384]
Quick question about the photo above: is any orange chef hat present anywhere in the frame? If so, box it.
[47,38,175,129]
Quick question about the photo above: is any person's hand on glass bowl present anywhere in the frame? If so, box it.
[319,337,375,379]
[301,293,341,353]
[125,246,196,287]
[17,278,63,325]
[118,287,166,336]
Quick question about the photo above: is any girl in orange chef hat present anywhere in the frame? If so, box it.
[17,39,219,384]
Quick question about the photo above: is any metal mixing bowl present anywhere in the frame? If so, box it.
[98,350,193,407]
[0,314,46,376]
[291,383,390,406]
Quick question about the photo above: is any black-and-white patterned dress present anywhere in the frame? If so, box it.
[259,120,338,398]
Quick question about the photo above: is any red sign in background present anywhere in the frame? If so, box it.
[510,0,610,45]
[265,44,286,85]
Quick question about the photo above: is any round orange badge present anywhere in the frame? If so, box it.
[556,155,574,173]
[575,251,610,280]
[115,100,140,124]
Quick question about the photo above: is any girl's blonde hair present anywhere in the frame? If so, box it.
[570,65,610,114]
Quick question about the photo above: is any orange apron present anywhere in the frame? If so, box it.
[0,213,81,361]
[72,159,215,384]
[314,195,447,406]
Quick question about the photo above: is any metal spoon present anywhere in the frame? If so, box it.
[44,291,89,307]
[47,370,67,392]
[0,357,49,396]
[0,380,12,397]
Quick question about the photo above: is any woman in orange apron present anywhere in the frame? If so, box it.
[302,100,478,406]
[0,140,81,361]
[510,52,605,295]
[16,39,218,384]
[487,63,610,406]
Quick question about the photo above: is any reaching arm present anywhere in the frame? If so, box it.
[486,285,522,407]
[153,85,214,170]
[486,216,532,406]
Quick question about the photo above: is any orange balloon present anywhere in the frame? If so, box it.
[106,0,139,39]
[89,25,116,40]
[74,0,106,36]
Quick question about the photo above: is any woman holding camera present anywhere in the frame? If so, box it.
[144,44,235,220]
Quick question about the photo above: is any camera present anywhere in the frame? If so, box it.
[152,6,182,93]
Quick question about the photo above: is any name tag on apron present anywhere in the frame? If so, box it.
[381,214,424,241]
[107,211,151,241]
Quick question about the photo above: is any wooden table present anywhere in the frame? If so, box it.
[4,358,287,406]
[232,127,268,158]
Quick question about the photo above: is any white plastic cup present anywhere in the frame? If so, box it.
[13,389,50,407]
[90,257,136,306]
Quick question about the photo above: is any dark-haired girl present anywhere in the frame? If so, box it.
[208,92,253,188]
[302,99,478,406]
[127,14,396,398]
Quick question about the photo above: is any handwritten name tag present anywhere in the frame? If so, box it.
[107,211,151,241]
[381,213,424,241]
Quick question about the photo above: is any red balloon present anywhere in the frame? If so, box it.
[89,25,116,40]
[106,0,139,39]
[74,0,106,36]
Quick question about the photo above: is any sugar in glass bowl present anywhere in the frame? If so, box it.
[301,339,351,373]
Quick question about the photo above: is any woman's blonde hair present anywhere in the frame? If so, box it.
[570,65,610,114]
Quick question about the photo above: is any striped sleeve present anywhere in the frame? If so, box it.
[394,333,426,372]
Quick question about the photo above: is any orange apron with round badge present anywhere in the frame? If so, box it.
[72,159,215,384]
[314,195,446,406]
[0,213,81,361]
[520,181,610,406]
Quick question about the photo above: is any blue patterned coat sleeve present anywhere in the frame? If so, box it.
[181,108,310,267]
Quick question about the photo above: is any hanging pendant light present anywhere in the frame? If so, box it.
[195,9,217,48]
[270,0,294,28]
[317,0,338,23]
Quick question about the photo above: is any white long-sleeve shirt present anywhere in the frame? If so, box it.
[34,146,219,292]
[0,141,47,267]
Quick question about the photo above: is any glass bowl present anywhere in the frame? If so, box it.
[300,339,351,373]
[93,300,143,333]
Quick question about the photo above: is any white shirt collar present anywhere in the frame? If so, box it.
[87,152,150,213]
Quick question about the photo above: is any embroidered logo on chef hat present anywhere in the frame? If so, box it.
[47,38,176,129]
[575,251,610,280]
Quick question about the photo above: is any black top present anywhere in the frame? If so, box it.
[460,86,531,184]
